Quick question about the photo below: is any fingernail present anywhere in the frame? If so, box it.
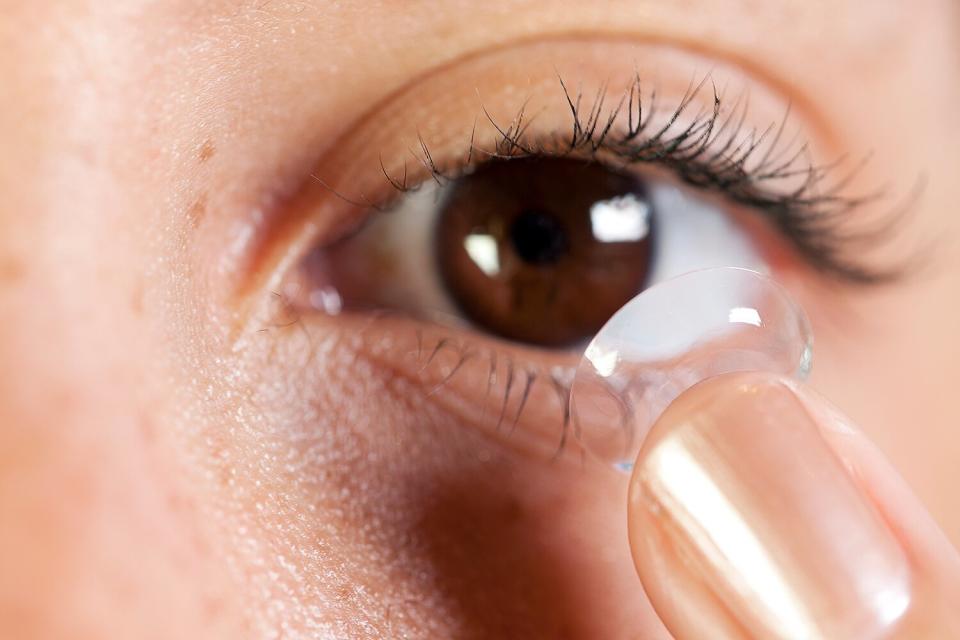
[628,373,911,640]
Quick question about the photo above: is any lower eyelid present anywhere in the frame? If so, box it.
[287,309,588,461]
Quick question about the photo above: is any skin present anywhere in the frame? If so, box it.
[1,1,958,638]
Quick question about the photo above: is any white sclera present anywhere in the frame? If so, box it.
[569,267,812,471]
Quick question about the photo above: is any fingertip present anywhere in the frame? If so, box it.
[625,372,941,639]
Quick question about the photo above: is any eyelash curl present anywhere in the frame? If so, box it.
[357,72,908,285]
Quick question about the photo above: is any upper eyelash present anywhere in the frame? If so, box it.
[366,72,911,285]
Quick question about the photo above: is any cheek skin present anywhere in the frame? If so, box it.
[198,324,667,638]
[0,191,244,637]
[0,10,242,638]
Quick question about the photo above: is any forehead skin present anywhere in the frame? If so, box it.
[1,1,959,638]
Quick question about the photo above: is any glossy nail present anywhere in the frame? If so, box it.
[628,373,911,640]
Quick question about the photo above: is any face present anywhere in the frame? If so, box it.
[1,1,958,637]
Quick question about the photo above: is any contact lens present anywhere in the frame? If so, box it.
[569,267,812,471]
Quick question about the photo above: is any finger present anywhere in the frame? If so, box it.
[625,371,960,640]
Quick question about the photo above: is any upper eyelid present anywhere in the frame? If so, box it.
[230,38,881,334]
[302,50,821,215]
[315,74,898,285]
[353,78,796,220]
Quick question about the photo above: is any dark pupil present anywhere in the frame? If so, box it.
[435,157,654,347]
[510,210,569,265]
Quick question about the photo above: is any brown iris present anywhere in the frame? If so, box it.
[435,158,654,347]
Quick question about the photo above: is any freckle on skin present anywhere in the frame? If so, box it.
[0,258,26,285]
[201,595,225,624]
[188,193,208,228]
[138,413,155,442]
[198,139,216,163]
[130,286,145,315]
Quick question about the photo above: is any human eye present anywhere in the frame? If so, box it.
[258,41,896,460]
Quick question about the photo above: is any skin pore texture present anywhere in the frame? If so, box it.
[1,1,959,638]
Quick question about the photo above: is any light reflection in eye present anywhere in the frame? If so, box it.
[589,194,651,243]
[463,233,501,277]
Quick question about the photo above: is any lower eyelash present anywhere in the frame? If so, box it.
[415,330,573,453]
[408,329,652,462]
[263,286,601,458]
